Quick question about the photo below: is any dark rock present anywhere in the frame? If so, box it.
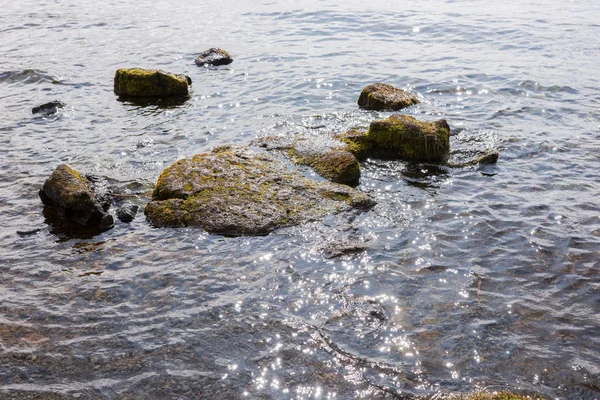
[114,68,191,97]
[116,203,139,223]
[144,149,375,235]
[357,82,419,111]
[39,165,113,229]
[32,100,65,115]
[194,48,233,67]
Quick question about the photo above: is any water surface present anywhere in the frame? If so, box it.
[1,0,600,398]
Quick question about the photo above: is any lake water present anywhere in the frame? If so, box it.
[1,0,599,399]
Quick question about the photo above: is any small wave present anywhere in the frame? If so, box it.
[0,69,61,85]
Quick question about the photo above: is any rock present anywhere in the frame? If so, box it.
[194,48,233,67]
[39,165,113,229]
[113,68,191,97]
[446,149,499,168]
[116,203,138,223]
[313,237,369,259]
[144,149,375,235]
[357,82,419,111]
[289,135,361,185]
[32,100,65,115]
[361,114,450,162]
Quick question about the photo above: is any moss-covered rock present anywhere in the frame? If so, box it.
[144,149,375,235]
[113,68,191,97]
[357,82,419,111]
[194,48,233,66]
[333,128,373,160]
[39,164,113,228]
[363,114,450,162]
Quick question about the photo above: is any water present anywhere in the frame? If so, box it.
[1,0,599,398]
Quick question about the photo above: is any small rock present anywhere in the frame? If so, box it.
[114,68,191,97]
[357,82,419,111]
[311,150,360,185]
[194,48,233,66]
[475,150,499,164]
[314,237,369,259]
[39,165,113,229]
[32,100,65,115]
[116,203,138,223]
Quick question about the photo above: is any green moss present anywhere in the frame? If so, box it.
[311,151,360,185]
[114,68,189,97]
[334,129,374,160]
[366,114,450,162]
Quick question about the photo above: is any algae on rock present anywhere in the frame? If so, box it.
[39,164,113,228]
[357,82,420,111]
[144,149,375,235]
[114,68,191,97]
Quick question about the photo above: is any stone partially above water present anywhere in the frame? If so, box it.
[39,164,113,229]
[32,100,65,116]
[144,148,375,235]
[194,48,233,66]
[364,114,450,162]
[357,82,419,111]
[113,68,191,97]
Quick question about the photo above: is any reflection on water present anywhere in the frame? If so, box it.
[1,0,600,398]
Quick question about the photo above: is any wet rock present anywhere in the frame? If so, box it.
[39,165,113,229]
[357,82,419,111]
[113,68,191,97]
[446,149,499,168]
[362,114,451,162]
[144,149,375,236]
[290,135,361,185]
[116,203,138,223]
[32,100,65,115]
[194,48,233,66]
[314,237,369,258]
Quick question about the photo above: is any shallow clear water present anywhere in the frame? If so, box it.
[1,0,600,399]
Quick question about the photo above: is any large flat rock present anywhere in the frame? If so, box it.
[144,149,375,235]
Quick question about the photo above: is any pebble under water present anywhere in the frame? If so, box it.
[1,0,600,399]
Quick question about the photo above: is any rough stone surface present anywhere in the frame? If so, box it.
[116,203,139,223]
[32,100,65,115]
[357,82,419,111]
[290,135,361,185]
[144,149,375,235]
[194,48,233,66]
[365,114,450,162]
[114,68,191,97]
[39,164,113,228]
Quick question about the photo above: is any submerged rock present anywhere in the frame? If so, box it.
[32,100,65,115]
[357,82,419,111]
[113,68,191,97]
[144,148,375,235]
[116,203,139,223]
[194,48,233,66]
[39,165,113,229]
